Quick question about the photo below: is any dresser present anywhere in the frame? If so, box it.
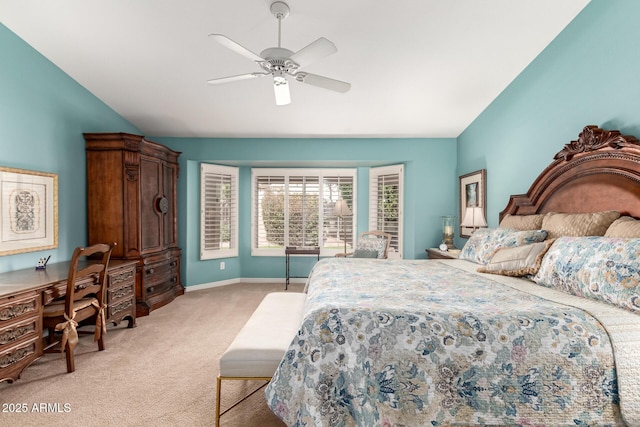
[85,133,183,317]
[0,260,136,383]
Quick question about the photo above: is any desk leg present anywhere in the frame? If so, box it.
[285,253,290,290]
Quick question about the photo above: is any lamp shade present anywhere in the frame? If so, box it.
[273,74,291,106]
[460,207,487,228]
[332,199,352,217]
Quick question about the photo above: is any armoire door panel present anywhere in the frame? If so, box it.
[162,162,177,247]
[140,156,163,253]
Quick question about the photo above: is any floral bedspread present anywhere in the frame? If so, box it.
[265,258,623,426]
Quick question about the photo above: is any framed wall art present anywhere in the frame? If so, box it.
[0,167,58,256]
[459,169,486,238]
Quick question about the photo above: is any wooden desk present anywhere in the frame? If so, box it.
[285,246,320,290]
[0,259,137,383]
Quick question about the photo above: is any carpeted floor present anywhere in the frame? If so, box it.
[0,282,304,426]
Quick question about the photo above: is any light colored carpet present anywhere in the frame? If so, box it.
[0,282,304,426]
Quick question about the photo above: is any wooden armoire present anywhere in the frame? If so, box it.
[85,133,183,317]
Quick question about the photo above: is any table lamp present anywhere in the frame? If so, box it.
[460,206,487,233]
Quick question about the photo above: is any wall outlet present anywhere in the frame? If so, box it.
[220,261,225,270]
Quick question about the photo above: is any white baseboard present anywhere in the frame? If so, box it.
[184,277,306,292]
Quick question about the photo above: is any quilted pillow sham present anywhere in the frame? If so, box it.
[478,239,555,277]
[499,213,546,231]
[541,211,620,239]
[459,228,548,265]
[534,236,640,313]
[605,216,640,238]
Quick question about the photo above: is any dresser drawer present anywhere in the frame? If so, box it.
[0,292,40,323]
[108,266,135,293]
[143,256,179,296]
[106,263,137,328]
[42,276,97,306]
[107,282,135,305]
[0,316,40,347]
[0,291,42,382]
[136,248,182,317]
[0,335,40,371]
[108,298,135,321]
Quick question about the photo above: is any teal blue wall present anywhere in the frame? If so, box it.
[155,137,457,287]
[457,0,640,247]
[5,0,633,286]
[0,23,140,273]
[0,22,457,282]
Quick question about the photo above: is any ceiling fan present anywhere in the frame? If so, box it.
[207,1,351,106]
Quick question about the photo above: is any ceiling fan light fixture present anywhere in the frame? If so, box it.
[273,71,291,106]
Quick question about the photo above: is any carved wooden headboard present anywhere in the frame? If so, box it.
[500,125,640,221]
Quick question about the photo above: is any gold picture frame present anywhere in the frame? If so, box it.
[459,169,486,238]
[0,167,58,256]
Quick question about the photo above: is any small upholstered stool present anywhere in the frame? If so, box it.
[215,292,307,426]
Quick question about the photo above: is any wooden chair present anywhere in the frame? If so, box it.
[43,243,114,373]
[336,230,392,259]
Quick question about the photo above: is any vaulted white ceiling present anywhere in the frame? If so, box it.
[0,0,589,138]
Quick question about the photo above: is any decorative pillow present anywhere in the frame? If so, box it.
[355,235,387,259]
[351,249,379,258]
[478,239,555,277]
[499,213,546,231]
[605,216,640,238]
[541,211,620,239]
[534,236,640,313]
[459,228,548,265]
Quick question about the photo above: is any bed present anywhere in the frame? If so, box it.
[265,125,640,426]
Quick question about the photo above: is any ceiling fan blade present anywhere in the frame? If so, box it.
[207,72,267,85]
[290,37,337,68]
[209,34,263,62]
[273,78,291,106]
[295,72,351,93]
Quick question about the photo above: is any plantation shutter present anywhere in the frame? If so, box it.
[287,175,320,247]
[322,176,354,252]
[200,163,238,259]
[254,175,286,250]
[369,164,403,258]
[252,168,356,256]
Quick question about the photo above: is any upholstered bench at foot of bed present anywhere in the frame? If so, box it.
[215,291,307,427]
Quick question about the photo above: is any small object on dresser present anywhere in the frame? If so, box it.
[439,243,448,251]
[35,255,51,270]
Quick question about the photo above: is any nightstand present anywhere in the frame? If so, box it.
[426,248,460,260]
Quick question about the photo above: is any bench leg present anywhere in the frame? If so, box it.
[216,376,222,427]
[215,376,272,426]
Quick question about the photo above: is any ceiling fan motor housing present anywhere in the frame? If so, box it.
[259,47,299,75]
